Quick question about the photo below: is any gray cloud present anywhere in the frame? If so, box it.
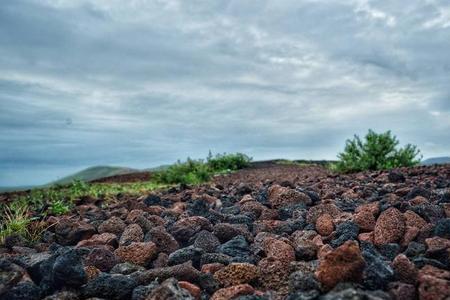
[1,0,449,186]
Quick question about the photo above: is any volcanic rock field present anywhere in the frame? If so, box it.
[1,163,450,300]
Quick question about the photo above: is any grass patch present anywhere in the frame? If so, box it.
[154,152,252,185]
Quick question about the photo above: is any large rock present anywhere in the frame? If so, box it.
[82,273,137,300]
[417,265,450,300]
[374,207,405,246]
[54,218,96,245]
[315,241,366,290]
[268,185,311,208]
[114,242,157,266]
[98,216,126,236]
[213,263,258,287]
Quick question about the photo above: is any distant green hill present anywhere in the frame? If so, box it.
[52,166,139,185]
[421,156,450,166]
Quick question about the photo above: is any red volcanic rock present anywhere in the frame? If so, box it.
[392,254,418,284]
[353,209,376,231]
[240,201,266,218]
[355,202,380,216]
[374,207,405,246]
[315,241,366,290]
[114,241,157,266]
[146,226,179,254]
[401,226,420,246]
[257,257,290,292]
[263,237,295,263]
[358,232,374,243]
[97,216,126,236]
[267,184,311,208]
[417,265,450,300]
[179,281,201,299]
[213,263,258,287]
[404,210,427,229]
[76,233,118,249]
[425,237,450,254]
[119,223,144,246]
[211,284,254,300]
[306,203,342,224]
[315,214,334,236]
[201,263,225,275]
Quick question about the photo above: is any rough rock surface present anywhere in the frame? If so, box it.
[1,163,449,299]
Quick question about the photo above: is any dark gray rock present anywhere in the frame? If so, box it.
[0,281,41,300]
[168,246,204,268]
[218,235,255,264]
[330,221,359,248]
[193,230,220,253]
[434,218,450,238]
[82,273,137,300]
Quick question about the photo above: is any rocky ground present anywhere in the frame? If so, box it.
[1,163,450,300]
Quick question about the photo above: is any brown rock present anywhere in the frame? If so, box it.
[84,265,100,281]
[316,214,334,236]
[355,202,380,216]
[417,265,450,300]
[257,257,290,292]
[211,284,255,300]
[263,238,295,263]
[353,210,376,231]
[152,252,169,268]
[358,232,374,243]
[119,224,144,246]
[425,237,450,254]
[392,254,417,284]
[306,203,342,224]
[76,233,118,249]
[374,207,405,246]
[54,218,96,245]
[401,226,420,247]
[146,226,179,254]
[388,282,417,300]
[214,263,258,287]
[267,184,311,208]
[114,242,157,266]
[315,240,366,290]
[85,248,118,272]
[404,210,427,229]
[201,263,225,275]
[98,216,126,236]
[179,281,201,299]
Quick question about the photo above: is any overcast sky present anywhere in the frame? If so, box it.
[1,0,449,186]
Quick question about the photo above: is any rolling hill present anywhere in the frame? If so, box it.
[421,156,450,166]
[51,166,139,185]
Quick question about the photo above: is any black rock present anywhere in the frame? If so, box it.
[132,281,159,300]
[0,281,41,300]
[110,262,145,275]
[168,246,204,269]
[434,218,450,238]
[143,194,161,206]
[52,249,87,287]
[221,206,241,215]
[285,290,320,300]
[407,187,431,199]
[197,273,220,294]
[404,242,426,258]
[187,198,210,217]
[200,253,232,266]
[388,171,405,183]
[289,271,321,292]
[319,287,390,300]
[82,273,137,300]
[330,221,359,248]
[362,250,394,290]
[378,243,400,261]
[218,235,256,264]
[412,256,448,269]
[411,203,445,223]
[193,230,220,253]
[279,204,307,221]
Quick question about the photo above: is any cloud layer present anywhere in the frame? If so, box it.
[1,0,449,186]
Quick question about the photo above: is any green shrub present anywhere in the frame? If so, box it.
[154,152,252,185]
[206,152,252,171]
[336,129,421,173]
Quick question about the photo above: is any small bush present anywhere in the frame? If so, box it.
[206,152,252,171]
[154,152,252,185]
[336,129,421,173]
[0,203,33,245]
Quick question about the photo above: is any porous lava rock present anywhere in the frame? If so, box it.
[374,207,405,246]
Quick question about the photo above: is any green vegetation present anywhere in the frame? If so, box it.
[154,152,252,185]
[335,129,421,173]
